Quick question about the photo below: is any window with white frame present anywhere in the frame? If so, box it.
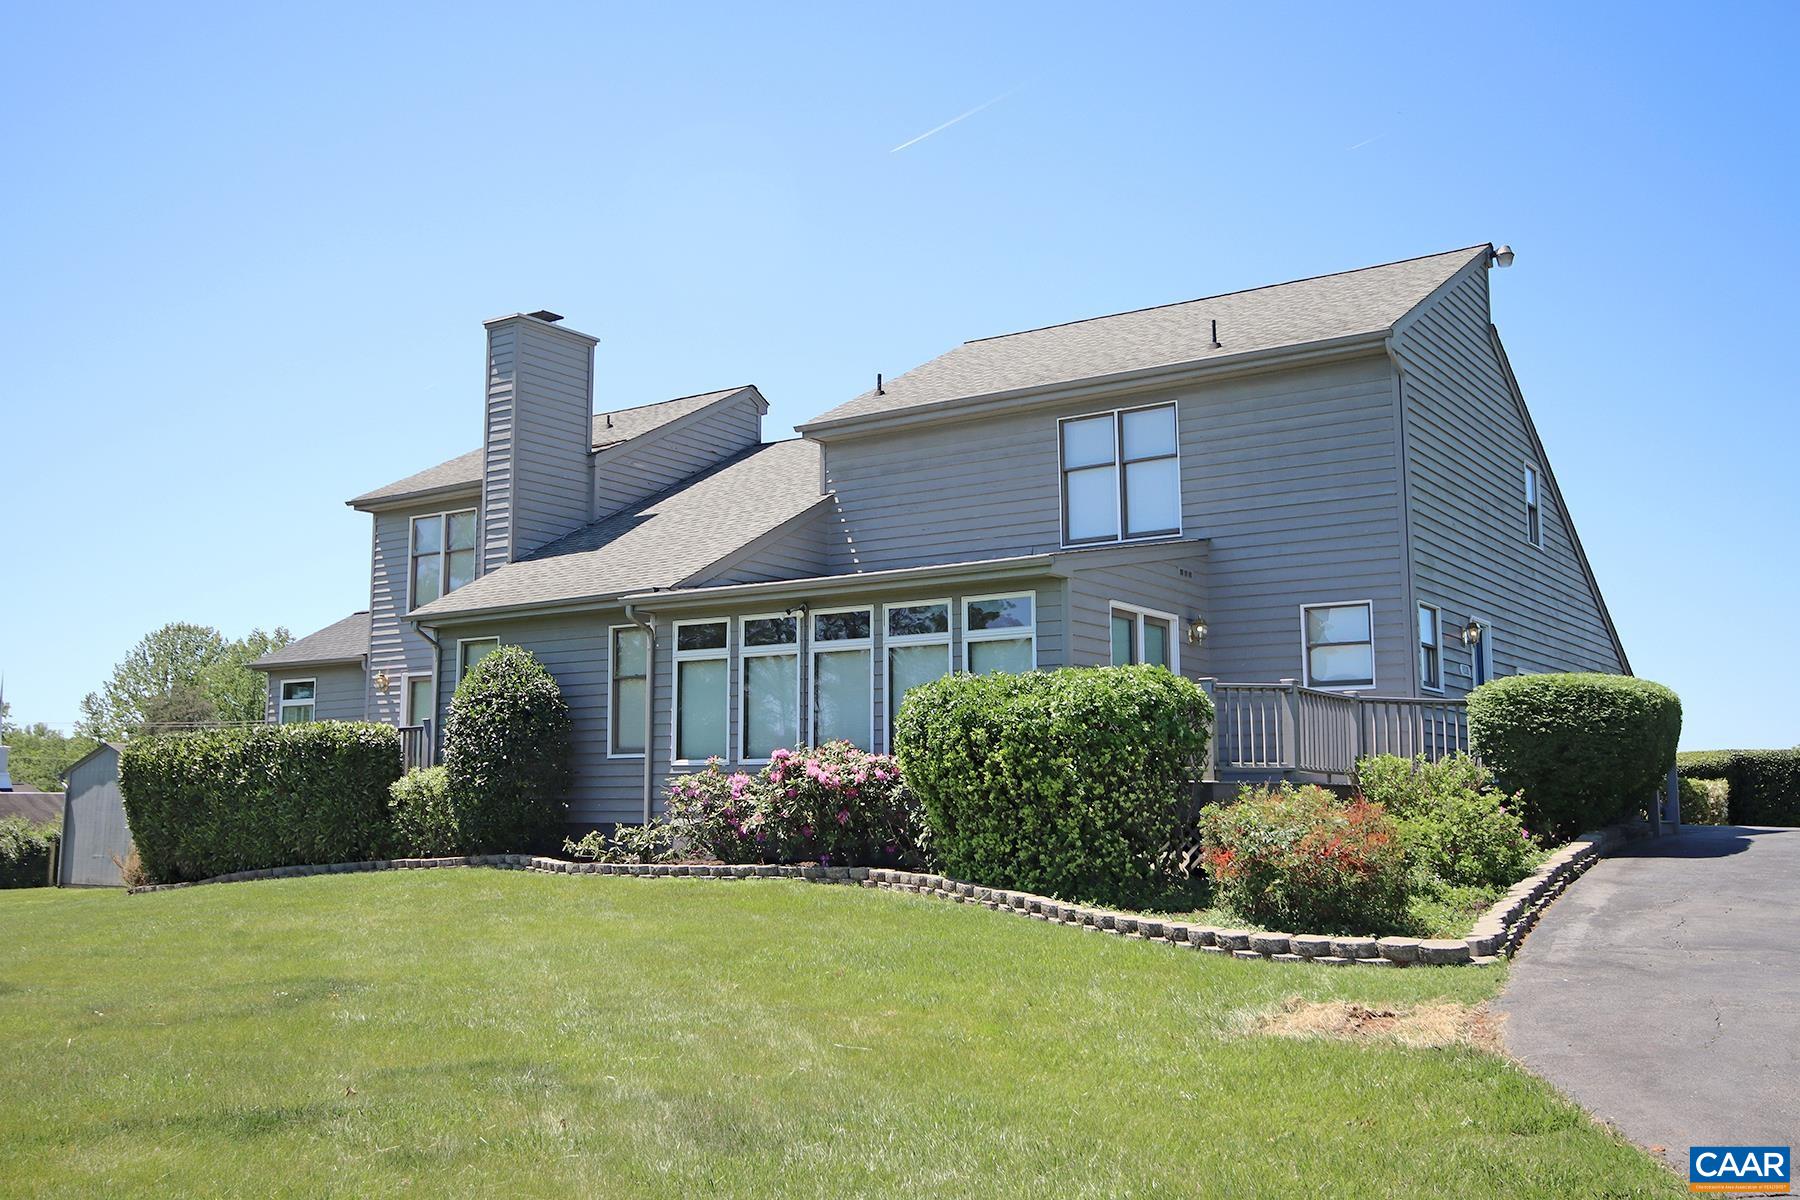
[673,620,729,762]
[1059,402,1181,545]
[885,600,951,746]
[740,614,799,762]
[404,674,435,727]
[610,626,648,756]
[964,594,1035,674]
[1301,602,1374,689]
[457,637,499,681]
[1523,465,1543,547]
[1418,604,1442,692]
[410,509,478,609]
[811,607,873,750]
[278,679,316,724]
[1110,603,1177,670]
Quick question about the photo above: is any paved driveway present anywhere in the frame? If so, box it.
[1496,825,1800,1178]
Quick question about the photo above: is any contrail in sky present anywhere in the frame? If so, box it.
[891,90,1016,153]
[1346,132,1387,151]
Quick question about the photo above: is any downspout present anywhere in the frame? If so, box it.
[414,623,443,758]
[623,601,657,824]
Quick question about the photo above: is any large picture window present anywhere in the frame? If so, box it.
[739,614,799,762]
[410,509,477,609]
[672,620,729,762]
[278,679,315,725]
[1109,603,1176,670]
[811,607,873,750]
[964,594,1035,675]
[1059,402,1180,545]
[1301,602,1374,689]
[610,626,648,756]
[885,600,951,747]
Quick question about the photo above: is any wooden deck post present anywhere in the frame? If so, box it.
[1278,679,1299,775]
[1198,678,1218,784]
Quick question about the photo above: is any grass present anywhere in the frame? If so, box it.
[0,872,1678,1198]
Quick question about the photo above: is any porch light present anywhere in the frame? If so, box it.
[1460,619,1484,646]
[1186,616,1209,646]
[374,671,391,693]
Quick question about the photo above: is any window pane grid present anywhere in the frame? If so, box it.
[1060,403,1179,545]
[611,627,648,755]
[965,594,1036,675]
[1302,602,1374,688]
[673,621,730,762]
[410,509,478,609]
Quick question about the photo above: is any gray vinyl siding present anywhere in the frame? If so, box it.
[1065,550,1209,680]
[264,662,366,723]
[691,507,830,586]
[483,319,597,569]
[591,394,764,518]
[367,496,476,726]
[1392,265,1626,691]
[819,354,1413,691]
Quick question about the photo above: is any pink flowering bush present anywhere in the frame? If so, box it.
[660,743,921,866]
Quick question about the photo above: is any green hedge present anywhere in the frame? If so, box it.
[389,765,458,856]
[0,816,60,888]
[1467,673,1681,838]
[1678,776,1730,826]
[1677,750,1800,825]
[893,665,1212,907]
[440,645,572,853]
[120,723,401,882]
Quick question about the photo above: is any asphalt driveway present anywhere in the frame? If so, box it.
[1496,825,1799,1178]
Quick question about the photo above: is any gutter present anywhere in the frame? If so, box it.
[622,600,657,824]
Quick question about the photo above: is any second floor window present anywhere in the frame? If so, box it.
[1059,402,1180,545]
[1523,465,1543,547]
[411,509,477,609]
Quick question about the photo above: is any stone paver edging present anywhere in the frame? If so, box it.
[129,821,1648,968]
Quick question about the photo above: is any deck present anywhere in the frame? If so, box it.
[1200,679,1470,787]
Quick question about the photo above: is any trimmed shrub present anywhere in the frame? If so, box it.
[1355,753,1539,889]
[389,766,457,855]
[1467,673,1681,838]
[440,645,573,853]
[0,816,60,888]
[1198,783,1409,934]
[659,744,919,865]
[1678,775,1731,826]
[894,665,1212,907]
[120,723,401,882]
[1677,750,1800,826]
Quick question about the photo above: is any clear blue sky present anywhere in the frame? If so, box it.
[4,3,1795,750]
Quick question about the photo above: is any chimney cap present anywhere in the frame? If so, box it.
[526,310,564,323]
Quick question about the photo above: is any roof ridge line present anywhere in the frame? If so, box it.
[961,244,1492,346]
[596,385,753,418]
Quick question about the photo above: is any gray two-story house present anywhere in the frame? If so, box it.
[251,244,1627,827]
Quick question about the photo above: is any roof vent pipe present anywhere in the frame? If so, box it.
[1210,319,1221,349]
[875,373,884,396]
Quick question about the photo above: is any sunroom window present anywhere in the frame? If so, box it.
[410,509,477,609]
[1060,403,1180,544]
[740,614,799,762]
[673,620,729,762]
[1302,602,1374,689]
[964,594,1035,674]
[886,600,951,746]
[811,608,873,750]
[610,626,648,756]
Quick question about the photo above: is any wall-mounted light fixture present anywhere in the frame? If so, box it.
[1186,615,1209,646]
[1460,619,1485,646]
[374,671,391,693]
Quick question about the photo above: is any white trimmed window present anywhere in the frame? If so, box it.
[610,626,648,757]
[964,594,1036,675]
[456,637,499,682]
[673,620,729,763]
[1301,602,1374,689]
[811,607,873,750]
[1059,402,1181,545]
[1418,604,1442,692]
[885,600,951,747]
[410,509,478,609]
[1523,465,1543,547]
[739,614,800,762]
[1109,603,1177,670]
[278,679,316,724]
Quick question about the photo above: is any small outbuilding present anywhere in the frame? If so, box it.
[58,742,130,887]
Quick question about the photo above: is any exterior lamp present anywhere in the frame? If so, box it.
[1186,616,1209,646]
[374,671,391,693]
[1460,619,1484,646]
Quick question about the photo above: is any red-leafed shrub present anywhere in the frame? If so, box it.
[1198,783,1408,934]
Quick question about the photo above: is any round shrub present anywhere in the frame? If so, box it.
[1678,775,1730,826]
[1354,753,1539,889]
[389,766,457,855]
[440,644,572,853]
[893,665,1212,907]
[1198,783,1408,934]
[1467,673,1681,838]
[120,723,401,882]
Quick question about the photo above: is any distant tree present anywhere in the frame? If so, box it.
[78,623,291,738]
[1,703,100,792]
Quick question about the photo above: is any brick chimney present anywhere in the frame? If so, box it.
[481,312,598,569]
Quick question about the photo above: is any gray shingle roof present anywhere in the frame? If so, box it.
[800,246,1489,431]
[348,386,755,508]
[249,611,371,669]
[408,439,826,620]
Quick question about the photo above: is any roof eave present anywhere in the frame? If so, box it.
[346,481,483,513]
[248,654,367,672]
[795,330,1393,440]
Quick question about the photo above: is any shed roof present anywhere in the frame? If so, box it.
[408,439,827,621]
[347,386,759,509]
[799,246,1489,432]
[249,611,371,670]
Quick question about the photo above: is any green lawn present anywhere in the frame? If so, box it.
[0,873,1676,1198]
